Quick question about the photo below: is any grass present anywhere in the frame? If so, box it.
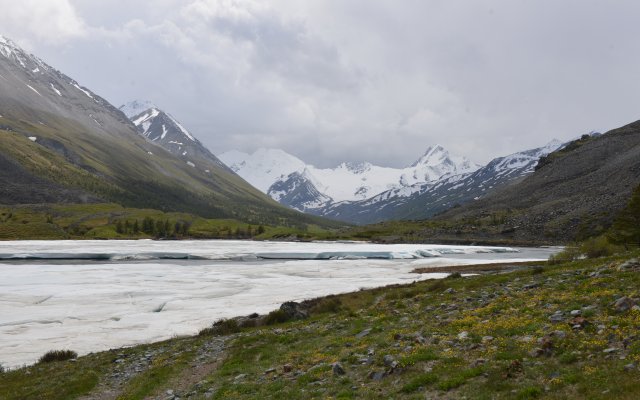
[199,319,242,336]
[38,350,77,363]
[2,250,640,399]
[0,203,342,240]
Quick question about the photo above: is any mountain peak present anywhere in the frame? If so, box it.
[411,144,449,167]
[119,100,156,118]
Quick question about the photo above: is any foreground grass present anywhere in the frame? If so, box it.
[2,251,640,399]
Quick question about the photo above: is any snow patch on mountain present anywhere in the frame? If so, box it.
[119,100,156,118]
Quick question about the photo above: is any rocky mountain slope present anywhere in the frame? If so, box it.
[119,101,229,173]
[437,124,640,242]
[0,35,335,227]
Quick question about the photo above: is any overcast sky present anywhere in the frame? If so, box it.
[2,0,640,167]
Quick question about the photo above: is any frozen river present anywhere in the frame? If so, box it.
[0,240,558,368]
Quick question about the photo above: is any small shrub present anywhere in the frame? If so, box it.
[310,297,342,314]
[426,280,447,292]
[548,246,581,265]
[447,272,462,279]
[263,309,290,325]
[531,266,545,275]
[516,386,542,399]
[579,236,623,259]
[558,352,578,364]
[38,350,77,363]
[198,319,241,336]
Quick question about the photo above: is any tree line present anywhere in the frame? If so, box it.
[115,217,191,239]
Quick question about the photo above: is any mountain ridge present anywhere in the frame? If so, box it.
[219,139,564,224]
[0,35,340,228]
[219,144,481,213]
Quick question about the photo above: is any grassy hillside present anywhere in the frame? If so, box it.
[0,112,344,230]
[0,203,340,241]
[2,249,640,399]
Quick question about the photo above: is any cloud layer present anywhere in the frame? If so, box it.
[2,0,640,167]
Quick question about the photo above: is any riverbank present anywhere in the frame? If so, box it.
[2,250,640,399]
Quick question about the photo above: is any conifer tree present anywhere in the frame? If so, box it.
[609,185,640,247]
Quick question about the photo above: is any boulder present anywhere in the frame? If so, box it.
[279,301,309,320]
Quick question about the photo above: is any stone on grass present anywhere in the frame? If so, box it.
[613,297,636,313]
[332,362,346,376]
[368,370,386,381]
[356,328,371,339]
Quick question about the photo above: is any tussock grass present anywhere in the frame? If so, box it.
[38,350,77,363]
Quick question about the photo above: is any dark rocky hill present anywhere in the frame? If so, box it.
[439,121,640,242]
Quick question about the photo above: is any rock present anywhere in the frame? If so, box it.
[332,362,346,376]
[624,363,636,371]
[457,331,469,340]
[414,333,428,344]
[540,336,554,350]
[265,368,276,374]
[568,316,588,329]
[444,288,455,294]
[550,330,567,339]
[482,336,495,343]
[617,259,640,271]
[549,312,564,323]
[570,310,582,316]
[603,348,618,354]
[279,301,309,320]
[529,348,545,358]
[519,335,534,343]
[368,370,386,381]
[383,355,397,369]
[283,364,293,373]
[356,328,371,339]
[472,358,486,367]
[523,283,540,290]
[613,297,636,313]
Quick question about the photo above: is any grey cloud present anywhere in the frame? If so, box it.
[4,0,640,168]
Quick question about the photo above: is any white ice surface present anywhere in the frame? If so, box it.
[0,240,557,368]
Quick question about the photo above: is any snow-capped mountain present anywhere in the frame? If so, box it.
[219,148,308,193]
[321,139,566,224]
[120,101,228,171]
[219,139,564,224]
[219,145,480,211]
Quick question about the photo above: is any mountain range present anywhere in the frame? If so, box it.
[2,32,638,242]
[218,140,565,224]
[0,35,335,228]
